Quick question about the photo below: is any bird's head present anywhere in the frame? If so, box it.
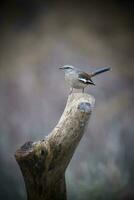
[59,65,75,73]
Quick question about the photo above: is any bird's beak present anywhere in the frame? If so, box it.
[59,67,64,70]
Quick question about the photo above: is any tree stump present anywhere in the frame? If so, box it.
[15,93,95,200]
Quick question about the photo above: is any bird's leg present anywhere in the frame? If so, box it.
[82,88,84,93]
[69,88,73,95]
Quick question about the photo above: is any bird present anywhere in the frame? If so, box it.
[59,65,111,93]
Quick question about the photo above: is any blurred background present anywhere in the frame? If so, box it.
[0,0,134,199]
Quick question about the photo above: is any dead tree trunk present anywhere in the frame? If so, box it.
[15,93,95,200]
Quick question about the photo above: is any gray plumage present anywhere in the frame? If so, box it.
[59,65,111,93]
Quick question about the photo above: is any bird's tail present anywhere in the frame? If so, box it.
[91,67,111,77]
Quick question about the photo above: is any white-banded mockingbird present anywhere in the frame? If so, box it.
[59,65,111,93]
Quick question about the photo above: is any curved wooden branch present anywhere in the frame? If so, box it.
[15,93,95,200]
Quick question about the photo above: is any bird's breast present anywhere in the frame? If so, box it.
[65,73,87,89]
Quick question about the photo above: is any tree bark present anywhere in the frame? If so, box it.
[15,93,95,200]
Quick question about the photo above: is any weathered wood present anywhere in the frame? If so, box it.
[15,93,95,200]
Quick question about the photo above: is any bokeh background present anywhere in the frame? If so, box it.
[0,1,134,199]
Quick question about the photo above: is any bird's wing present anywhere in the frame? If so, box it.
[78,72,95,85]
